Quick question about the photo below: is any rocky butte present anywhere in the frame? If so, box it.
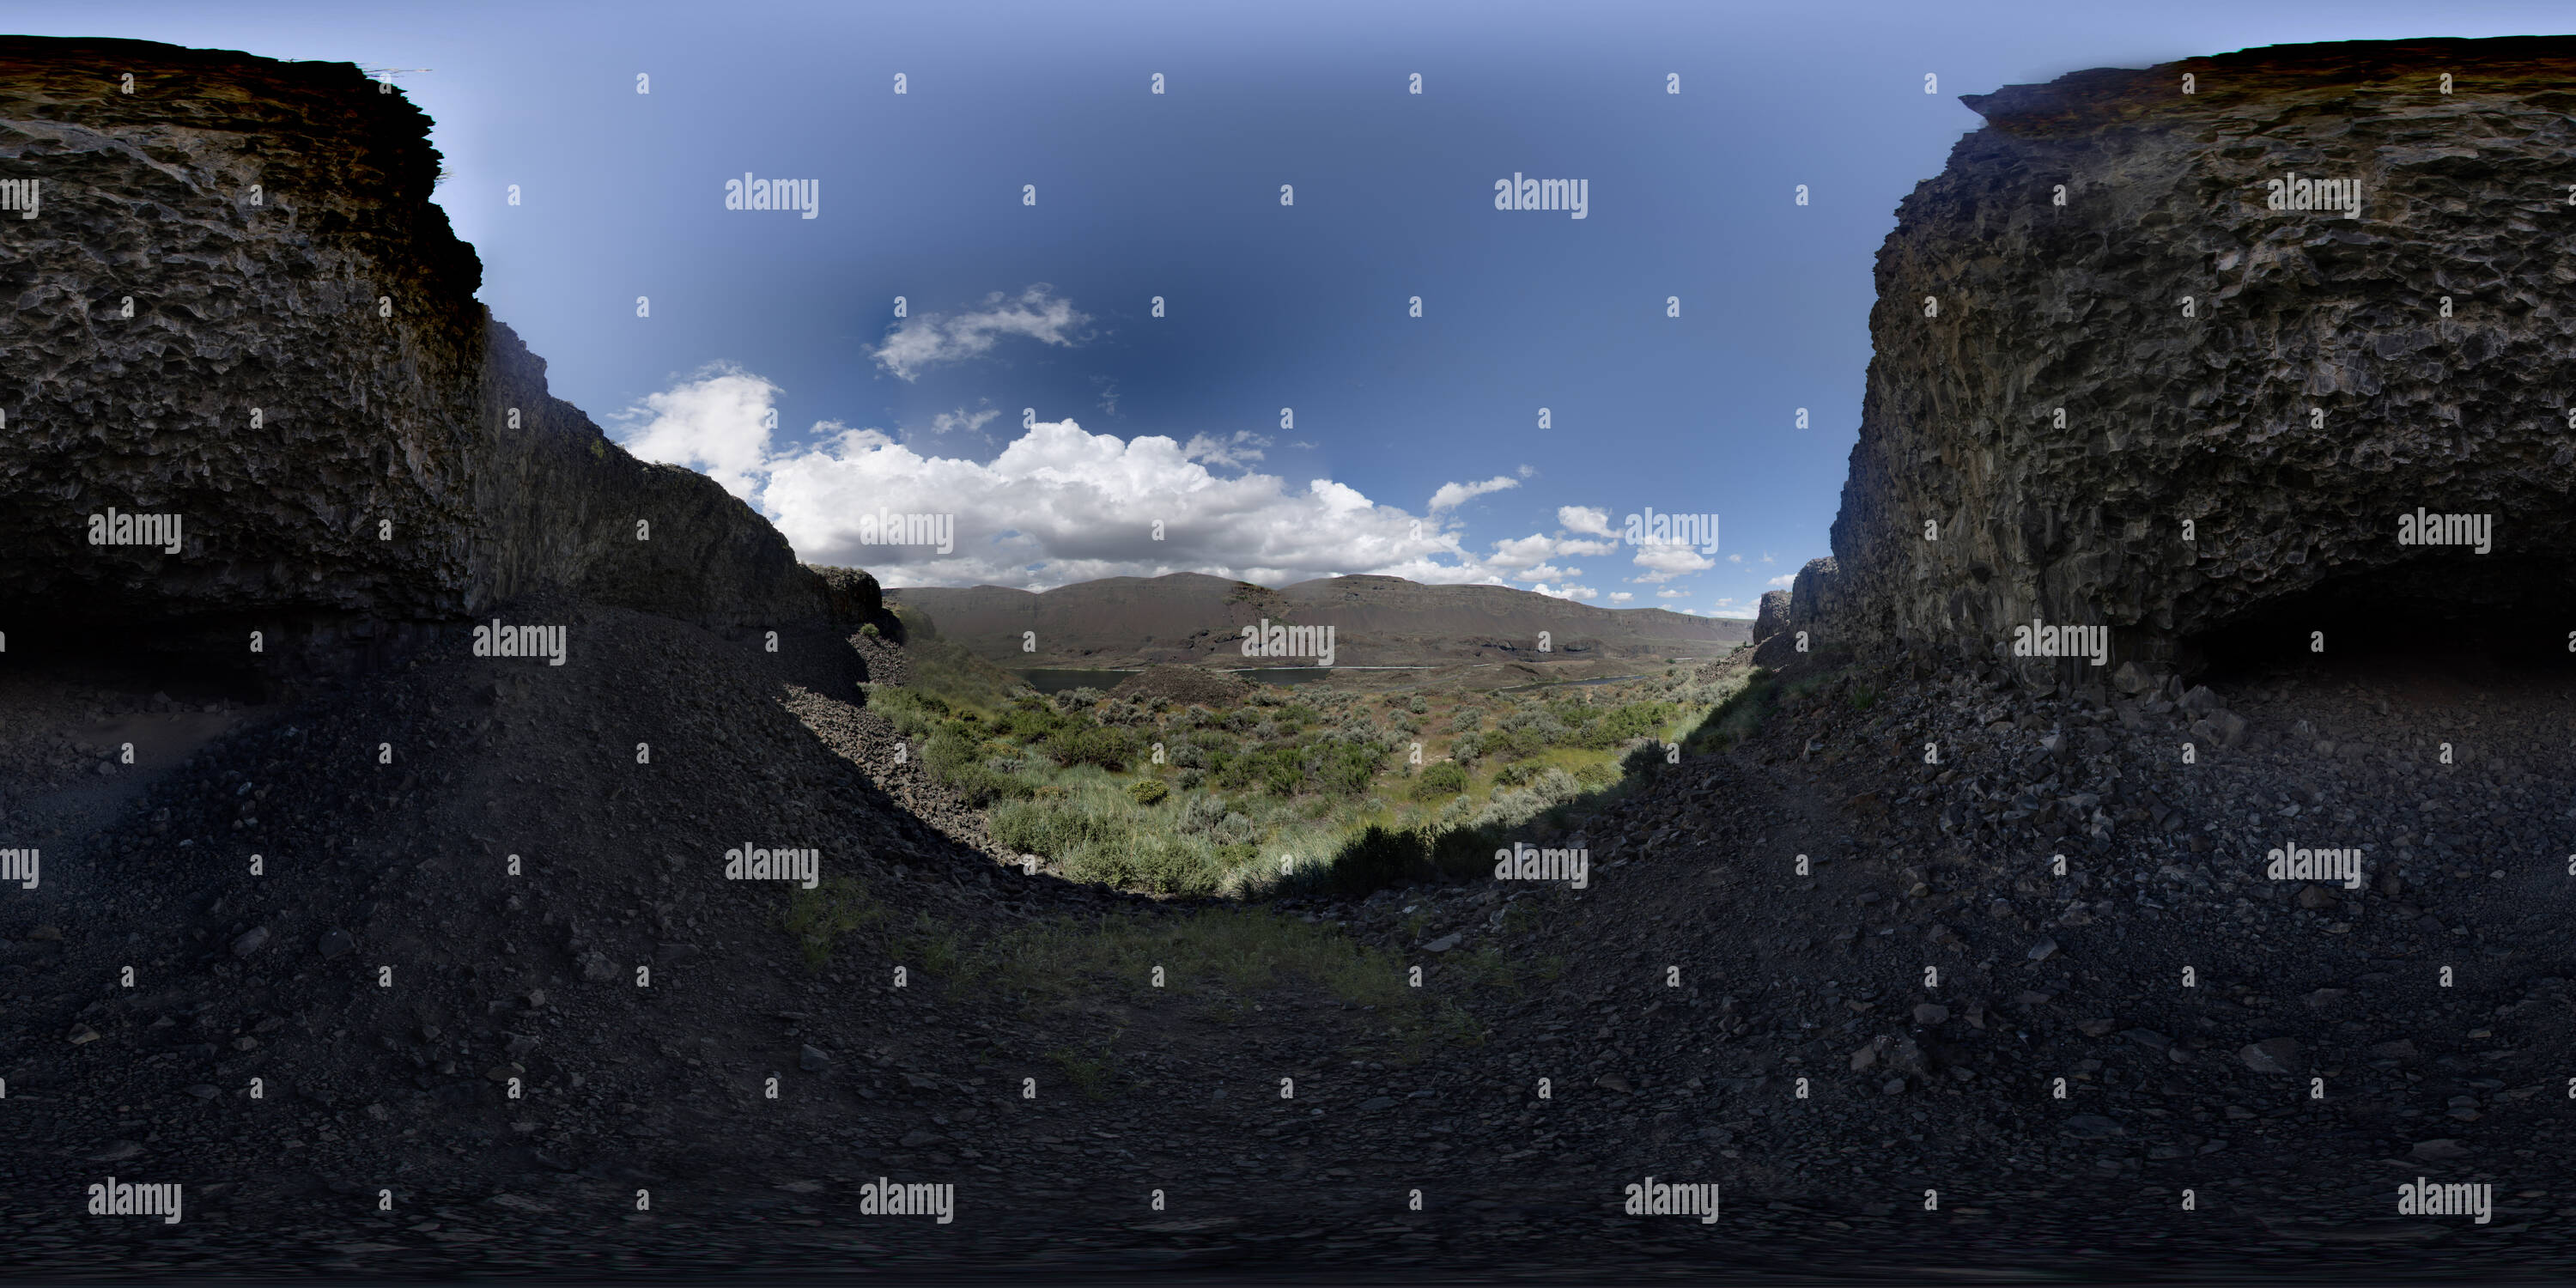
[1769,37,2576,689]
[0,37,871,657]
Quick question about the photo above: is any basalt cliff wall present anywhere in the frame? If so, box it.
[0,37,865,639]
[1801,37,2576,681]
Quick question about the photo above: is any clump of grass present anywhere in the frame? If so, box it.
[990,787,1218,896]
[893,913,970,987]
[1048,1030,1122,1100]
[781,876,886,970]
[1684,666,1775,752]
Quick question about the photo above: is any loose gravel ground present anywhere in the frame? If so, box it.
[0,613,2567,1277]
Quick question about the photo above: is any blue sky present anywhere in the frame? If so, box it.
[22,0,2571,612]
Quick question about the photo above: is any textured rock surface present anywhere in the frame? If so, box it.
[1752,589,1790,644]
[0,37,847,630]
[1818,38,2576,673]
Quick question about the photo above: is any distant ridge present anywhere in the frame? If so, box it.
[886,573,1747,668]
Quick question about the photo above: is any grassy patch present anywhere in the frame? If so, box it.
[781,876,886,970]
[864,611,1749,897]
[893,912,971,988]
[902,635,1032,716]
[1684,666,1775,752]
[1047,1031,1121,1101]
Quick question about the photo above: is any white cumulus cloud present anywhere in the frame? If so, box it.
[616,368,1656,593]
[610,362,781,501]
[1631,543,1716,582]
[930,407,1000,435]
[871,286,1090,381]
[1183,431,1272,469]
[1428,474,1521,513]
[1558,506,1616,538]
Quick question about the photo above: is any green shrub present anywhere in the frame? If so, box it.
[994,799,1216,896]
[924,732,1032,805]
[991,799,1120,855]
[1574,700,1676,749]
[1412,762,1468,800]
[864,685,939,740]
[1178,794,1231,835]
[1002,702,1070,742]
[858,622,881,638]
[1215,743,1313,797]
[1495,707,1569,744]
[1315,742,1384,796]
[1127,777,1170,806]
[1070,832,1218,896]
[1043,723,1138,771]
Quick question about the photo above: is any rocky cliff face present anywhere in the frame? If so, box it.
[0,37,855,635]
[1811,37,2576,679]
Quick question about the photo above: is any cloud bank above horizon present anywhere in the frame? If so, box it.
[612,363,1760,615]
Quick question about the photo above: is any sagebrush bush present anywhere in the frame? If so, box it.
[1044,723,1138,771]
[1412,762,1468,800]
